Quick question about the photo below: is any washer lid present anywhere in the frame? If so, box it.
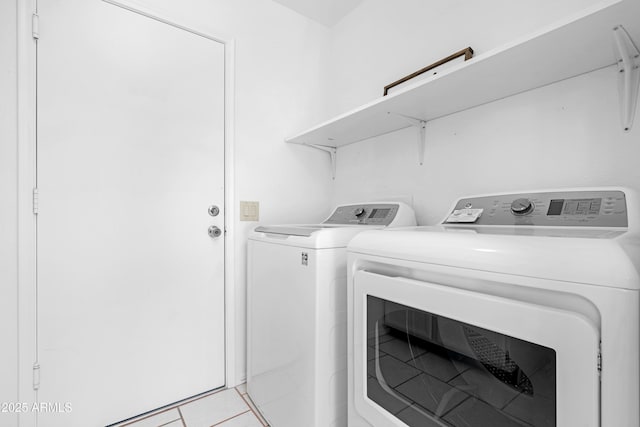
[250,224,386,249]
[254,225,326,237]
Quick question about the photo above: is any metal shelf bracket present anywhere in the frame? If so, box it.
[391,113,428,165]
[309,144,337,179]
[613,25,640,132]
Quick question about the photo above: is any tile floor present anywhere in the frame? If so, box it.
[113,384,269,427]
[367,330,555,427]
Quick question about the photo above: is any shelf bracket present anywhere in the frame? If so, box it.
[390,113,428,165]
[308,144,337,179]
[613,25,640,132]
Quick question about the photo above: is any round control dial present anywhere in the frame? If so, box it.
[354,207,366,217]
[510,198,534,215]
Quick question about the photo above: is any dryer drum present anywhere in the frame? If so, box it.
[463,326,534,395]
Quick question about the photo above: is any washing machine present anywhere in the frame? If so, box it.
[347,188,640,427]
[247,202,416,427]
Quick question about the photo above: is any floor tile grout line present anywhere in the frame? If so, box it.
[177,406,187,427]
[209,409,251,426]
[437,395,470,419]
[158,419,183,427]
[234,387,265,424]
[236,388,266,426]
[237,390,269,427]
[118,388,227,426]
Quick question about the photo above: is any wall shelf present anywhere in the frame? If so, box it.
[286,0,640,175]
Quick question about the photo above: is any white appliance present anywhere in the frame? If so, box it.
[247,202,416,427]
[347,188,640,427]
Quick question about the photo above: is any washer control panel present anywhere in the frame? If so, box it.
[445,190,628,227]
[324,203,400,225]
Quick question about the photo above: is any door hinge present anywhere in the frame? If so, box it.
[597,343,602,374]
[32,13,39,40]
[32,188,39,215]
[32,363,40,390]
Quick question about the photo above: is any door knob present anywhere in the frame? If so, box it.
[208,205,220,217]
[208,225,222,238]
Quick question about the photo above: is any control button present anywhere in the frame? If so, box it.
[354,207,366,217]
[464,202,473,209]
[510,198,534,215]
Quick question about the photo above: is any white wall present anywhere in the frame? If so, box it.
[332,67,640,223]
[327,0,640,225]
[326,0,605,115]
[0,1,19,426]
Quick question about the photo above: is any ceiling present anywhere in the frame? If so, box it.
[271,0,364,27]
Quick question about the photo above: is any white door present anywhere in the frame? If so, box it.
[36,1,226,425]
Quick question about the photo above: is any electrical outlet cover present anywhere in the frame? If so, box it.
[240,201,259,221]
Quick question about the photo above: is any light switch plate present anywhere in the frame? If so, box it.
[240,201,259,221]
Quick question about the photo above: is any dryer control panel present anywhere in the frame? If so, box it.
[445,190,628,227]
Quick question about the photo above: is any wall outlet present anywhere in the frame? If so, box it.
[240,201,259,221]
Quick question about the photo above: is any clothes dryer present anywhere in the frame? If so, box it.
[347,188,640,427]
[247,202,416,427]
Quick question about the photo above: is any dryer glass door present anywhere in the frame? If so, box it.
[368,296,555,426]
[352,271,600,427]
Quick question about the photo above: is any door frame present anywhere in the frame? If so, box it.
[17,2,238,425]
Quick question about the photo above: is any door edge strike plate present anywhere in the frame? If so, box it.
[613,25,640,132]
[308,144,337,180]
[389,112,427,165]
